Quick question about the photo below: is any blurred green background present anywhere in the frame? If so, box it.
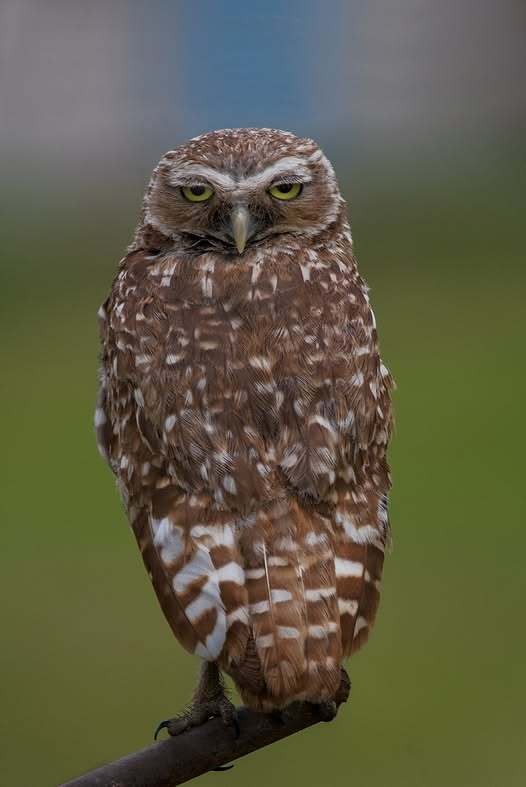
[1,2,525,786]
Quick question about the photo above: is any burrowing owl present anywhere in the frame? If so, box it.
[95,128,393,734]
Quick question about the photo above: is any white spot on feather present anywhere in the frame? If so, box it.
[166,353,184,365]
[94,408,106,427]
[249,356,272,372]
[223,475,237,494]
[164,414,176,432]
[350,372,364,386]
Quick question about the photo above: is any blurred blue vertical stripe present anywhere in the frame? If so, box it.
[139,0,347,139]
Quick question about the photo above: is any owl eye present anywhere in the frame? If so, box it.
[268,182,303,201]
[181,184,214,202]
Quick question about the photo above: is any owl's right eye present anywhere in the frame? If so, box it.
[181,185,214,203]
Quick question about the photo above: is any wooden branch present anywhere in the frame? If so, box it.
[60,679,350,787]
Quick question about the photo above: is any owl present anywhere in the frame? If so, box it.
[95,128,393,735]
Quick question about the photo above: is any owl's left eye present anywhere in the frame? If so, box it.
[268,182,303,201]
[181,185,214,202]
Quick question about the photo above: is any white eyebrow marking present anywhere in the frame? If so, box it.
[168,165,237,190]
[241,156,312,189]
[168,156,313,193]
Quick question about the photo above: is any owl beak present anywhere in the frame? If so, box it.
[230,205,251,254]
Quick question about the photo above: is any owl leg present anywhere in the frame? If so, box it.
[154,661,239,739]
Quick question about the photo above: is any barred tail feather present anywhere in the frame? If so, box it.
[239,500,306,701]
[295,504,342,701]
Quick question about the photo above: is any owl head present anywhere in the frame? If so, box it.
[141,128,345,255]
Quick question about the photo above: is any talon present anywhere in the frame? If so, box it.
[213,764,235,772]
[154,719,170,740]
[217,695,240,737]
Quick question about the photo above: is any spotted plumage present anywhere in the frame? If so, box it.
[96,128,393,718]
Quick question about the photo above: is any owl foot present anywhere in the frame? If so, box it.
[154,694,239,738]
[316,699,338,721]
[154,662,239,739]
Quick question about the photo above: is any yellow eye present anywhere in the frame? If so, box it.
[268,182,303,201]
[181,185,214,202]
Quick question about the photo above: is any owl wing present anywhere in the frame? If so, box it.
[95,252,250,665]
[330,315,394,656]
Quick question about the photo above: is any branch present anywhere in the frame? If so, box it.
[60,679,350,787]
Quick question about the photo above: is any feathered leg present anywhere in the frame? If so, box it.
[154,661,238,738]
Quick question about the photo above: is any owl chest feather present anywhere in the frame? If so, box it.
[107,244,386,503]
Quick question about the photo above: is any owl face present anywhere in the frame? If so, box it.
[144,129,343,254]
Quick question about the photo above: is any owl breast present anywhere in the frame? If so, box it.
[108,241,384,510]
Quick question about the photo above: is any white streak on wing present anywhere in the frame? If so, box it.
[172,544,229,660]
[308,625,327,639]
[271,589,293,603]
[305,587,336,601]
[277,626,300,639]
[215,561,244,585]
[191,524,235,547]
[304,531,328,547]
[250,600,270,615]
[273,537,295,552]
[334,513,381,546]
[307,623,337,638]
[256,634,275,648]
[185,591,214,622]
[246,568,266,579]
[335,558,364,578]
[151,517,184,564]
[226,606,249,628]
[194,619,226,660]
[173,545,215,593]
[268,556,289,567]
[338,599,359,616]
[353,616,368,637]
